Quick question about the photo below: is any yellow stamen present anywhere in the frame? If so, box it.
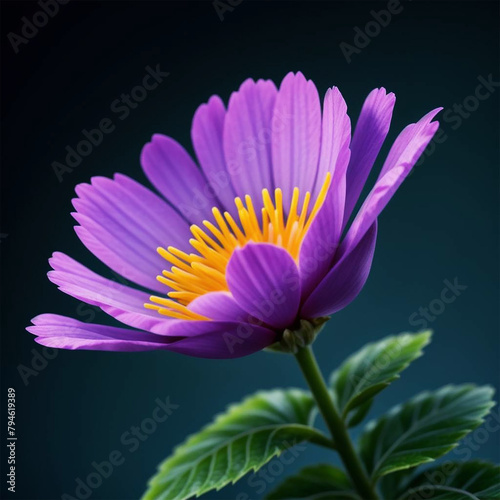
[284,187,300,245]
[212,208,236,246]
[304,172,332,232]
[244,195,262,240]
[147,175,331,320]
[261,208,269,241]
[275,188,285,236]
[223,211,246,245]
[147,297,208,321]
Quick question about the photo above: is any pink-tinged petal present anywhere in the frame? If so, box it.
[301,222,378,318]
[72,174,191,293]
[342,109,441,255]
[272,72,322,208]
[343,88,396,227]
[28,314,276,358]
[313,86,351,199]
[47,252,177,334]
[141,134,221,224]
[223,78,278,204]
[226,243,301,329]
[191,95,238,211]
[188,291,251,322]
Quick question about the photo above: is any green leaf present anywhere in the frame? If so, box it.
[142,389,332,500]
[330,331,431,424]
[359,385,495,479]
[393,461,500,499]
[266,464,358,499]
[379,468,414,499]
[346,400,372,428]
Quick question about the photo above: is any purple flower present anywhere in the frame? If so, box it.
[27,72,440,358]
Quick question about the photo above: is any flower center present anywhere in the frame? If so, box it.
[145,174,331,321]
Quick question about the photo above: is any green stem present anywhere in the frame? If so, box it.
[295,345,379,500]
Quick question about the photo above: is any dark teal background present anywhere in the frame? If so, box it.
[1,1,498,499]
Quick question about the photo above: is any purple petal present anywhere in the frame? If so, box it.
[299,87,352,299]
[341,109,441,255]
[47,252,177,334]
[73,224,160,294]
[301,222,378,318]
[141,134,221,224]
[28,314,175,352]
[163,323,277,359]
[188,291,251,322]
[28,314,276,358]
[299,177,345,300]
[226,243,301,329]
[343,88,396,227]
[272,72,322,208]
[223,78,278,204]
[72,174,191,293]
[191,95,238,211]
[48,252,151,310]
[378,107,443,179]
[313,86,351,198]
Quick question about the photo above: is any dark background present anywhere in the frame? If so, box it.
[1,1,498,499]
